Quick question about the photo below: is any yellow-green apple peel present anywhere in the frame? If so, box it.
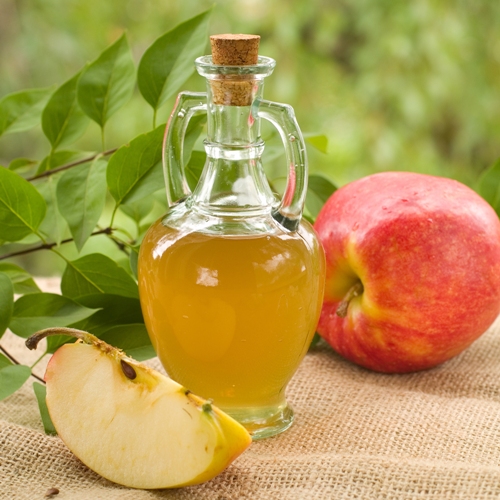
[26,328,251,489]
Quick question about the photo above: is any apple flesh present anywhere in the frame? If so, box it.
[26,328,251,489]
[314,172,500,373]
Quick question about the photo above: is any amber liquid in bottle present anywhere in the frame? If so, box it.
[139,219,324,412]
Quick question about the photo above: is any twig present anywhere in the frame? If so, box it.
[26,148,117,181]
[0,344,46,384]
[108,235,131,256]
[0,227,113,261]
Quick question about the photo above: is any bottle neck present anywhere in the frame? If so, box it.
[191,78,275,216]
[206,78,263,146]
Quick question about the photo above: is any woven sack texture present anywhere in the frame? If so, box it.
[2,279,500,499]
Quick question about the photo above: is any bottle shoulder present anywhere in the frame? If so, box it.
[140,201,323,260]
[145,201,318,239]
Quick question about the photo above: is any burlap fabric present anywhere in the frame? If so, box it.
[2,279,500,499]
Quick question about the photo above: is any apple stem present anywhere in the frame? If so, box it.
[336,281,364,318]
[25,327,99,351]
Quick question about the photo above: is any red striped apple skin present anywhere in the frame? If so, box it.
[314,172,500,373]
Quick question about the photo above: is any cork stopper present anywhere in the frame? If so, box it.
[209,34,261,106]
[210,34,260,66]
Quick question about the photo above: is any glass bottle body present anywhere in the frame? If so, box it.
[138,56,325,439]
[139,208,324,436]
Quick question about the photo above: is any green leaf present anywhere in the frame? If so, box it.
[42,72,90,150]
[129,244,140,279]
[0,353,12,370]
[9,293,96,338]
[8,233,41,246]
[309,332,322,350]
[137,10,211,111]
[119,198,155,223]
[100,323,155,361]
[121,163,164,207]
[183,113,206,164]
[0,87,53,137]
[305,134,329,154]
[57,158,107,250]
[37,150,91,175]
[0,273,14,339]
[33,382,57,435]
[152,189,168,208]
[46,334,75,354]
[185,150,206,191]
[9,158,38,171]
[306,174,337,219]
[77,34,136,128]
[68,294,143,336]
[107,125,164,206]
[0,167,47,242]
[477,159,500,216]
[36,176,67,246]
[0,263,41,295]
[61,254,138,300]
[0,365,31,401]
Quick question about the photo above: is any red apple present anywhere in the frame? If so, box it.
[314,171,500,373]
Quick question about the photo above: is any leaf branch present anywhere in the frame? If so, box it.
[107,230,136,256]
[26,148,117,182]
[0,227,113,261]
[0,344,45,384]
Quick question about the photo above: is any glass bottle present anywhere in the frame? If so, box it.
[138,35,325,439]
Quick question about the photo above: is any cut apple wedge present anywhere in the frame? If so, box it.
[26,328,252,489]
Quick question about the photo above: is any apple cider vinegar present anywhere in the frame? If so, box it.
[139,218,324,418]
[138,34,326,438]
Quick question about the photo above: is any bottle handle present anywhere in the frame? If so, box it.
[256,100,307,231]
[162,91,207,206]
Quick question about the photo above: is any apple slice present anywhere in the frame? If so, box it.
[26,328,251,489]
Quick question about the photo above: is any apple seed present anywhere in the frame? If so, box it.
[120,360,137,380]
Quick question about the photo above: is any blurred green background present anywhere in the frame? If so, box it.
[1,0,499,186]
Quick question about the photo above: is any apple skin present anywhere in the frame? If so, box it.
[25,328,252,490]
[314,172,500,373]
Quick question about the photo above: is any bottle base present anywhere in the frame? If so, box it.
[222,402,294,440]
